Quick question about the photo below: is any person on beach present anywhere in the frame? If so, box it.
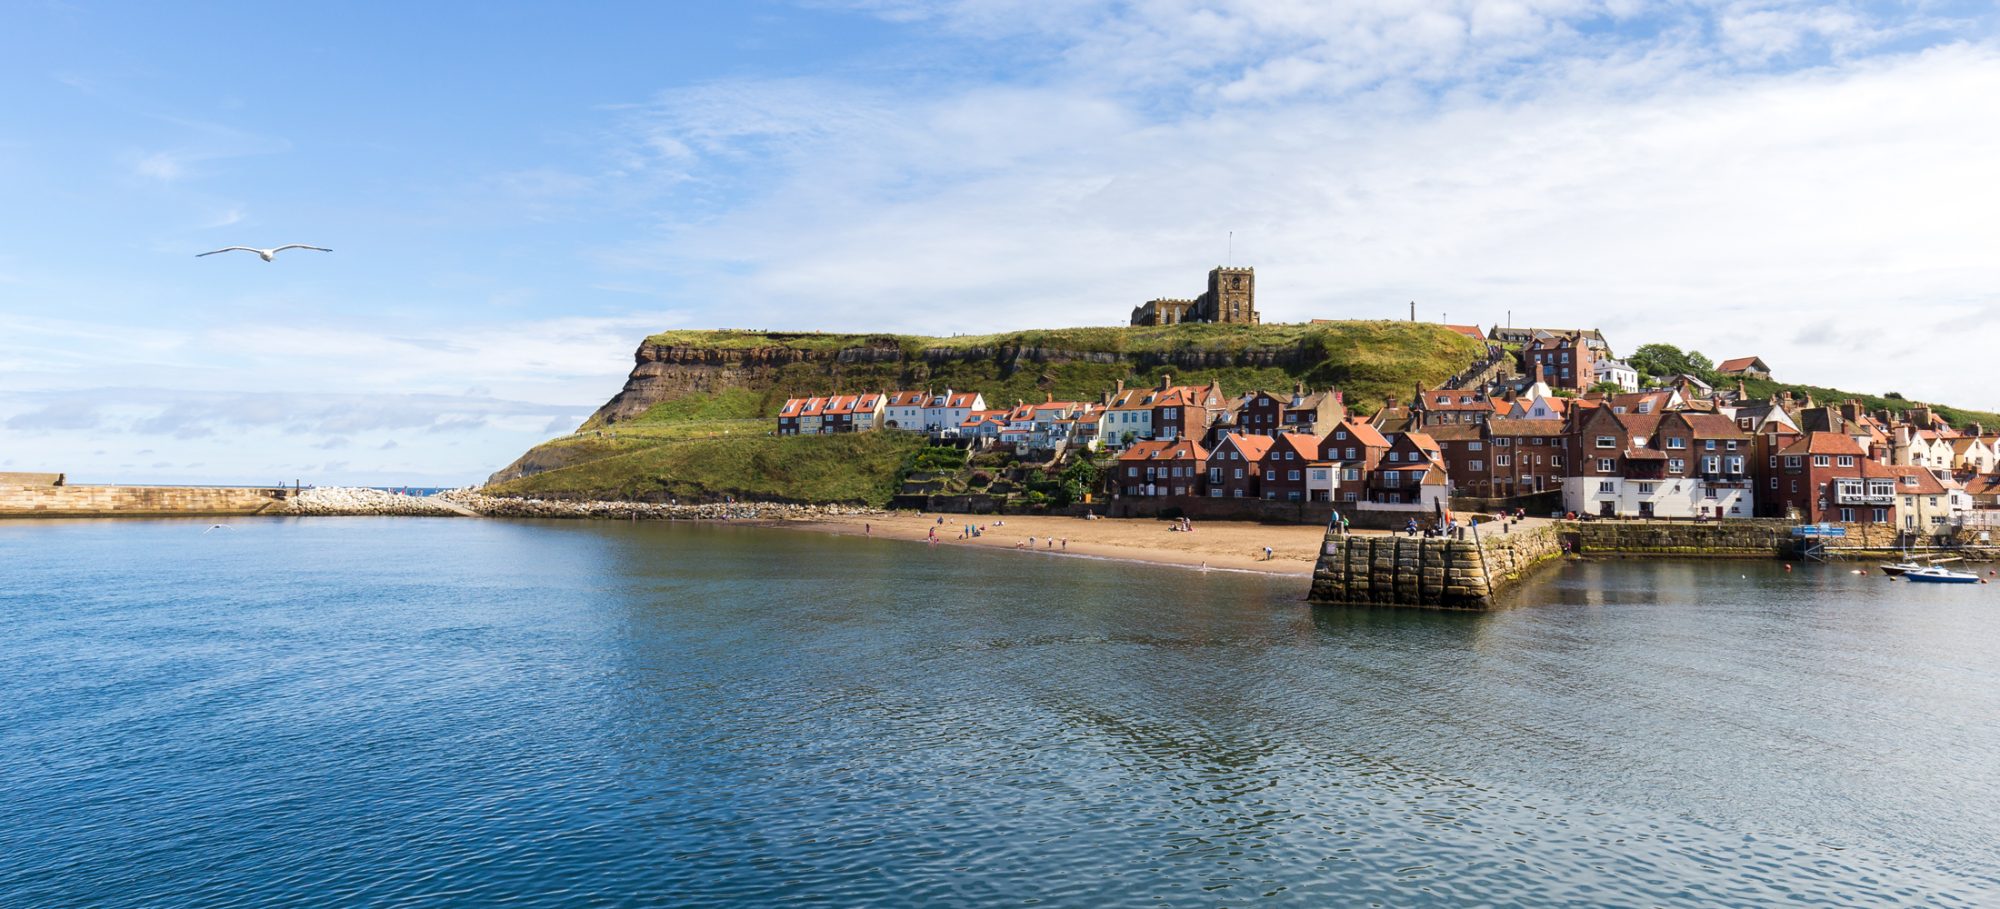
[1061,539,1068,551]
[1263,546,1273,561]
[865,522,871,536]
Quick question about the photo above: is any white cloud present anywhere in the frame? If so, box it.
[596,10,2000,413]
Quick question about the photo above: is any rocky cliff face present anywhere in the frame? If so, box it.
[590,341,898,424]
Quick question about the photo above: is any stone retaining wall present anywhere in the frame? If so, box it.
[1565,519,1795,557]
[0,484,289,517]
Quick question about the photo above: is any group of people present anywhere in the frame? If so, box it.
[1167,516,1196,533]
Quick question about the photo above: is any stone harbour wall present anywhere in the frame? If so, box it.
[0,484,290,517]
[1309,523,1565,610]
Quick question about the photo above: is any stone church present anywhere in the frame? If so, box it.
[1130,266,1259,326]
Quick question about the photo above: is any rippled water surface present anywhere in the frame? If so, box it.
[4,517,1999,906]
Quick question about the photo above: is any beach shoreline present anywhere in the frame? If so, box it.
[759,510,1329,577]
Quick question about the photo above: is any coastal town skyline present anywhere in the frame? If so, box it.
[6,2,2000,486]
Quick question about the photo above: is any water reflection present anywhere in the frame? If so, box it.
[2,519,1998,907]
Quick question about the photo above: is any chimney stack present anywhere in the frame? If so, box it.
[1159,374,1172,390]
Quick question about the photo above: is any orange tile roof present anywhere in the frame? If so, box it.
[1780,432,1868,457]
[1331,418,1389,448]
[1218,433,1276,461]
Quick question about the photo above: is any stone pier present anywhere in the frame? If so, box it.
[1309,523,1566,610]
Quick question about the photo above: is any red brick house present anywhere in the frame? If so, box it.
[1774,432,1885,524]
[1150,376,1225,442]
[1367,431,1445,505]
[1320,418,1390,504]
[1225,390,1288,439]
[1208,433,1275,499]
[1526,334,1596,391]
[1483,417,1569,497]
[1115,439,1209,498]
[1411,386,1496,428]
[1256,432,1325,502]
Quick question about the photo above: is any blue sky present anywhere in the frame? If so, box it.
[5,1,1999,485]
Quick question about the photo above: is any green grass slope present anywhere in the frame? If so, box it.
[1738,378,2000,430]
[488,428,924,506]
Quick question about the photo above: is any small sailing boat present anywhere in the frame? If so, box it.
[1902,565,1982,584]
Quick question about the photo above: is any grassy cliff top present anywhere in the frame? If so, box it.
[644,320,1468,358]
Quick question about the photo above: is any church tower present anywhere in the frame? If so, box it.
[1205,266,1257,324]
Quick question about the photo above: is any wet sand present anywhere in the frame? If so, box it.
[773,510,1335,576]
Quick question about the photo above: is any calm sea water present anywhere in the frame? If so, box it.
[4,517,1998,907]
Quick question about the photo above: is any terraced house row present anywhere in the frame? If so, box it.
[777,355,2000,532]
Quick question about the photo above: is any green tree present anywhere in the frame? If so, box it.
[1628,343,1719,385]
[1587,380,1625,396]
[1054,457,1103,507]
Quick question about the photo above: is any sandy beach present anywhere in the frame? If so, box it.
[773,510,1336,576]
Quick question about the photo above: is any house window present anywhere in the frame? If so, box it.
[1471,460,1484,471]
[1552,454,1565,467]
[1234,468,1243,479]
[1343,492,1357,502]
[1469,441,1484,451]
[1786,456,1802,468]
[1668,437,1686,449]
[1127,467,1137,477]
[1494,438,1511,447]
[1770,477,1778,489]
[1813,455,1831,467]
[1496,454,1512,467]
[1840,507,1855,522]
[1288,470,1301,481]
[1265,470,1276,481]
[1836,456,1855,468]
[1704,439,1716,450]
[1596,436,1617,448]
[1638,482,1656,494]
[1597,458,1614,472]
[1668,459,1685,472]
[1388,452,1401,462]
[1598,481,1615,493]
[1873,507,1887,522]
[1705,487,1719,499]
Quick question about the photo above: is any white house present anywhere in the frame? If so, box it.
[922,390,986,433]
[1562,475,1753,520]
[1102,387,1157,447]
[883,391,929,431]
[1593,358,1640,393]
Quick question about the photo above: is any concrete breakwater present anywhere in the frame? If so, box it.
[1308,523,1565,610]
[0,483,290,517]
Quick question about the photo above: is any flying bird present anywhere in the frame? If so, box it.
[196,244,331,262]
[203,524,232,534]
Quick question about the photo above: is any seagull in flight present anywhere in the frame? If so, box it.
[203,524,232,534]
[196,244,332,262]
